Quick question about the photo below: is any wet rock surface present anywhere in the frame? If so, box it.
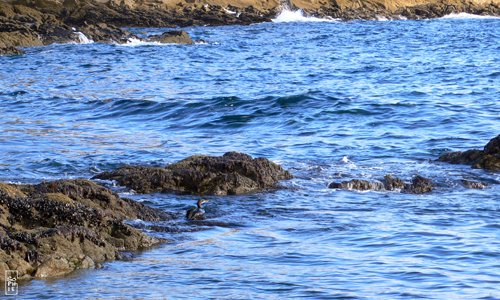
[439,134,500,171]
[0,179,171,281]
[94,152,293,195]
[147,31,194,44]
[328,174,433,194]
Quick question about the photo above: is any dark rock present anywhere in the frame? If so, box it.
[383,174,405,191]
[328,174,433,194]
[328,179,384,191]
[461,179,486,189]
[484,135,500,155]
[404,175,433,194]
[0,46,24,55]
[439,134,500,171]
[147,30,194,44]
[80,23,136,44]
[94,152,292,195]
[0,180,170,281]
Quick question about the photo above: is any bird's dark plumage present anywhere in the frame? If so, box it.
[186,199,208,220]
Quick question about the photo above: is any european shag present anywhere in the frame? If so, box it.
[186,199,209,220]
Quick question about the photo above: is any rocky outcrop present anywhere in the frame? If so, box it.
[0,2,199,54]
[94,152,293,195]
[147,31,194,44]
[78,23,135,44]
[439,134,500,171]
[0,179,170,281]
[328,174,433,194]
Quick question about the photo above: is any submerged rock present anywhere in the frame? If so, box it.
[328,174,433,194]
[383,174,406,191]
[94,152,293,195]
[439,134,500,171]
[328,179,384,191]
[404,175,433,194]
[147,31,194,44]
[460,179,487,189]
[0,179,170,281]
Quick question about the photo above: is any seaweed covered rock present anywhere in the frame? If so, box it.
[94,152,293,195]
[328,174,433,194]
[0,180,170,281]
[439,134,500,171]
[404,175,433,194]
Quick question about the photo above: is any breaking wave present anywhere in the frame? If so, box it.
[272,8,338,23]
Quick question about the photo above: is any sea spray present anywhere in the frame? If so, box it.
[272,4,337,23]
[440,12,500,19]
[75,31,93,44]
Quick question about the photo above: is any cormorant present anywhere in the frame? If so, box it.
[186,199,209,220]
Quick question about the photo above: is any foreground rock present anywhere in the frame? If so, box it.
[94,152,292,195]
[328,174,433,194]
[0,179,170,281]
[439,134,500,171]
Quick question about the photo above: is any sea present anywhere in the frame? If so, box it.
[1,10,499,299]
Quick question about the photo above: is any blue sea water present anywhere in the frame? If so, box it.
[1,15,500,299]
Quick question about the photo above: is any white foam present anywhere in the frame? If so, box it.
[75,31,93,44]
[272,8,337,23]
[375,15,389,21]
[120,37,166,47]
[440,13,500,19]
[120,37,207,46]
[223,7,237,15]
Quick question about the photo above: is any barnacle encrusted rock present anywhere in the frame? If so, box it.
[0,179,170,281]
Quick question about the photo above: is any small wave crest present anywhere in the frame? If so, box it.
[119,38,208,47]
[120,38,166,47]
[272,8,337,23]
[440,13,500,19]
[74,31,93,44]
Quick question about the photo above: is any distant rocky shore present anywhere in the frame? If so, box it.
[1,0,499,55]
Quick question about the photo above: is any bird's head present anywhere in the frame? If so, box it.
[197,199,209,208]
